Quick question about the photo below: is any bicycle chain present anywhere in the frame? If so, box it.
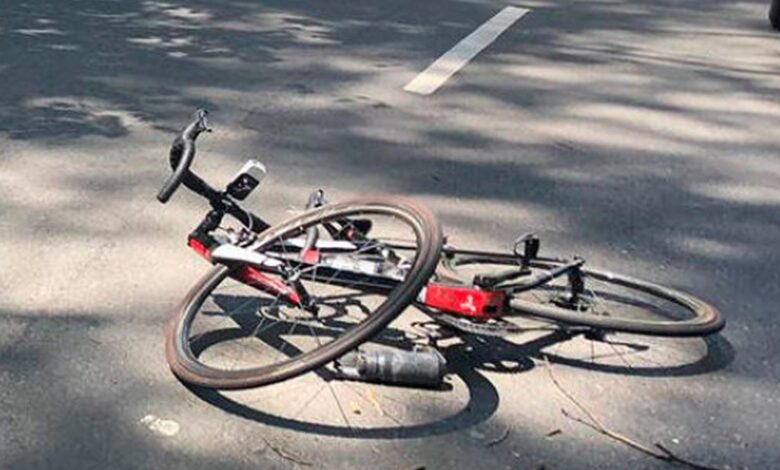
[431,313,596,341]
[431,313,524,337]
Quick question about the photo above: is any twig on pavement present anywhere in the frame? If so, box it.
[262,437,312,467]
[486,425,511,447]
[543,356,723,470]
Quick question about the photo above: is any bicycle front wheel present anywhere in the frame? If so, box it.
[166,196,443,389]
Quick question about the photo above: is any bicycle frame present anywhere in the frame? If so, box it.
[192,229,583,320]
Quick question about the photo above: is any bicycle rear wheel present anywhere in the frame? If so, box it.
[439,250,724,337]
[165,196,442,389]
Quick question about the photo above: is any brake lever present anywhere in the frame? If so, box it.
[187,109,212,139]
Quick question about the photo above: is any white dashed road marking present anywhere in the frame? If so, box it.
[403,6,530,95]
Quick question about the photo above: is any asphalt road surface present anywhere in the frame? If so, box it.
[1,1,779,468]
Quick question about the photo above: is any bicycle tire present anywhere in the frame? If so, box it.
[439,250,724,337]
[166,196,443,389]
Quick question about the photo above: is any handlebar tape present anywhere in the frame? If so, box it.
[157,136,194,203]
[157,110,210,204]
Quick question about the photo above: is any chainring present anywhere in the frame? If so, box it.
[431,313,525,337]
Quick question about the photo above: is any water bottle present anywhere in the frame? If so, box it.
[334,347,447,388]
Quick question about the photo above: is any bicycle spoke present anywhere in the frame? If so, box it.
[306,322,323,347]
[340,382,404,425]
[188,294,259,345]
[326,380,353,431]
[291,382,329,420]
[277,321,298,360]
[276,233,296,275]
[606,340,635,369]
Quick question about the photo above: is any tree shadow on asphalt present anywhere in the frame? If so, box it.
[0,310,273,469]
[5,308,736,468]
[2,0,777,298]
